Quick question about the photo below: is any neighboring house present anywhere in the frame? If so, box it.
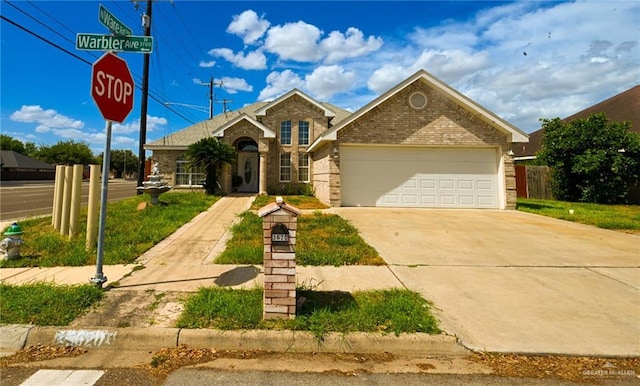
[0,150,55,181]
[511,85,640,161]
[147,70,528,209]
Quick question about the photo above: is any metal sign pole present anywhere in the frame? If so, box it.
[91,119,112,287]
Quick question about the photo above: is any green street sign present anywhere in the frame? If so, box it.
[76,33,153,53]
[98,4,133,36]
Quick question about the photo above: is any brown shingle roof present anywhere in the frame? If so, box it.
[146,98,352,150]
[0,150,55,170]
[511,85,640,159]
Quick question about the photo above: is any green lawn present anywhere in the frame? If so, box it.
[516,198,640,232]
[0,192,220,267]
[250,195,329,210]
[0,283,104,325]
[176,287,440,338]
[215,211,385,266]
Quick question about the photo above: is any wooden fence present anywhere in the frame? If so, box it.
[515,165,554,199]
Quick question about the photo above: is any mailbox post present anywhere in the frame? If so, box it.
[258,197,301,320]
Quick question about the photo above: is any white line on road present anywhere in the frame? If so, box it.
[20,369,104,386]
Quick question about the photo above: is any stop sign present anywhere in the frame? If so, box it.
[91,52,134,123]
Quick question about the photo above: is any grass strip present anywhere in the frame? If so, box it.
[0,283,103,326]
[517,198,640,231]
[250,195,329,210]
[215,211,384,266]
[176,287,440,338]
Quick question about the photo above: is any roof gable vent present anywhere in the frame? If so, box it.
[409,91,428,109]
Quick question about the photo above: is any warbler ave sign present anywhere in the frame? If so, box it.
[76,33,153,53]
[91,52,134,123]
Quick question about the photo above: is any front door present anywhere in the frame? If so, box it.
[237,152,259,192]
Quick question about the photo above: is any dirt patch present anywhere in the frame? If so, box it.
[70,290,186,328]
[471,353,640,383]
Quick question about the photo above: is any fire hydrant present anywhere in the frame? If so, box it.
[0,222,24,260]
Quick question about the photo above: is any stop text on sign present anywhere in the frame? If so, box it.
[94,71,132,105]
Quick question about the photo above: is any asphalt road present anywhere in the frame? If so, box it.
[0,179,138,222]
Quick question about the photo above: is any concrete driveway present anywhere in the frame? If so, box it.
[333,208,640,357]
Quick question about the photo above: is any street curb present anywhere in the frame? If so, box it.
[2,325,470,357]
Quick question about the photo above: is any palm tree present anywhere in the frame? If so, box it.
[185,137,237,195]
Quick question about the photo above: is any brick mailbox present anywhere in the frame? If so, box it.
[257,197,301,319]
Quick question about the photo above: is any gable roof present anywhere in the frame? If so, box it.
[511,85,640,159]
[0,150,55,170]
[308,69,528,151]
[212,113,276,138]
[255,89,336,118]
[146,93,351,151]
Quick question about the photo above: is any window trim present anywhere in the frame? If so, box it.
[298,120,310,146]
[298,153,310,183]
[280,120,292,145]
[279,153,291,182]
[175,158,205,186]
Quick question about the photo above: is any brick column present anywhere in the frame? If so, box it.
[258,198,301,320]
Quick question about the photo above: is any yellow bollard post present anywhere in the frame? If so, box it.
[52,165,65,230]
[59,165,73,236]
[69,164,83,239]
[86,165,101,250]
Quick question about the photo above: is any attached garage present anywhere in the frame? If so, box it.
[340,146,500,208]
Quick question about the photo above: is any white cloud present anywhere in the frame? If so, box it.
[219,77,253,94]
[226,10,270,45]
[10,105,84,133]
[113,116,167,135]
[208,48,267,70]
[319,28,383,64]
[199,61,215,68]
[305,65,356,101]
[264,21,323,62]
[367,65,409,94]
[258,70,304,101]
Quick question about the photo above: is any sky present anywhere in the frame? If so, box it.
[1,0,639,157]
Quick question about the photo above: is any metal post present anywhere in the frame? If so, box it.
[136,0,152,193]
[91,120,112,287]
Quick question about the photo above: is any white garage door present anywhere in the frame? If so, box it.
[340,146,499,208]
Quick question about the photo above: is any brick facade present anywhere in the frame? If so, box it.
[148,72,525,209]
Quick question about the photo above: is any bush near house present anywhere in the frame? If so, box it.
[538,113,640,204]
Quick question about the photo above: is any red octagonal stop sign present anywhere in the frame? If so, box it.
[91,52,134,123]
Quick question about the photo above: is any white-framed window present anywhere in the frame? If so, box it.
[298,121,309,145]
[298,153,309,182]
[279,153,291,182]
[280,120,291,145]
[175,158,205,186]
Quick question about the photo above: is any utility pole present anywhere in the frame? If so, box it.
[201,77,223,119]
[137,0,152,192]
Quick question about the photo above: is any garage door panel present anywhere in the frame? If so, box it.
[341,147,499,208]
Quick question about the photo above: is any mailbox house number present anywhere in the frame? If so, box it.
[271,223,289,245]
[272,234,288,242]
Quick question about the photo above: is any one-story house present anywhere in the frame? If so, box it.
[147,69,528,209]
[0,150,55,181]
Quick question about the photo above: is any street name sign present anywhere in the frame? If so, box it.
[76,33,153,53]
[91,52,134,123]
[98,4,132,36]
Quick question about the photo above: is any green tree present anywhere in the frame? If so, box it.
[98,149,139,178]
[185,137,236,195]
[34,140,97,165]
[538,113,640,204]
[0,134,26,154]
